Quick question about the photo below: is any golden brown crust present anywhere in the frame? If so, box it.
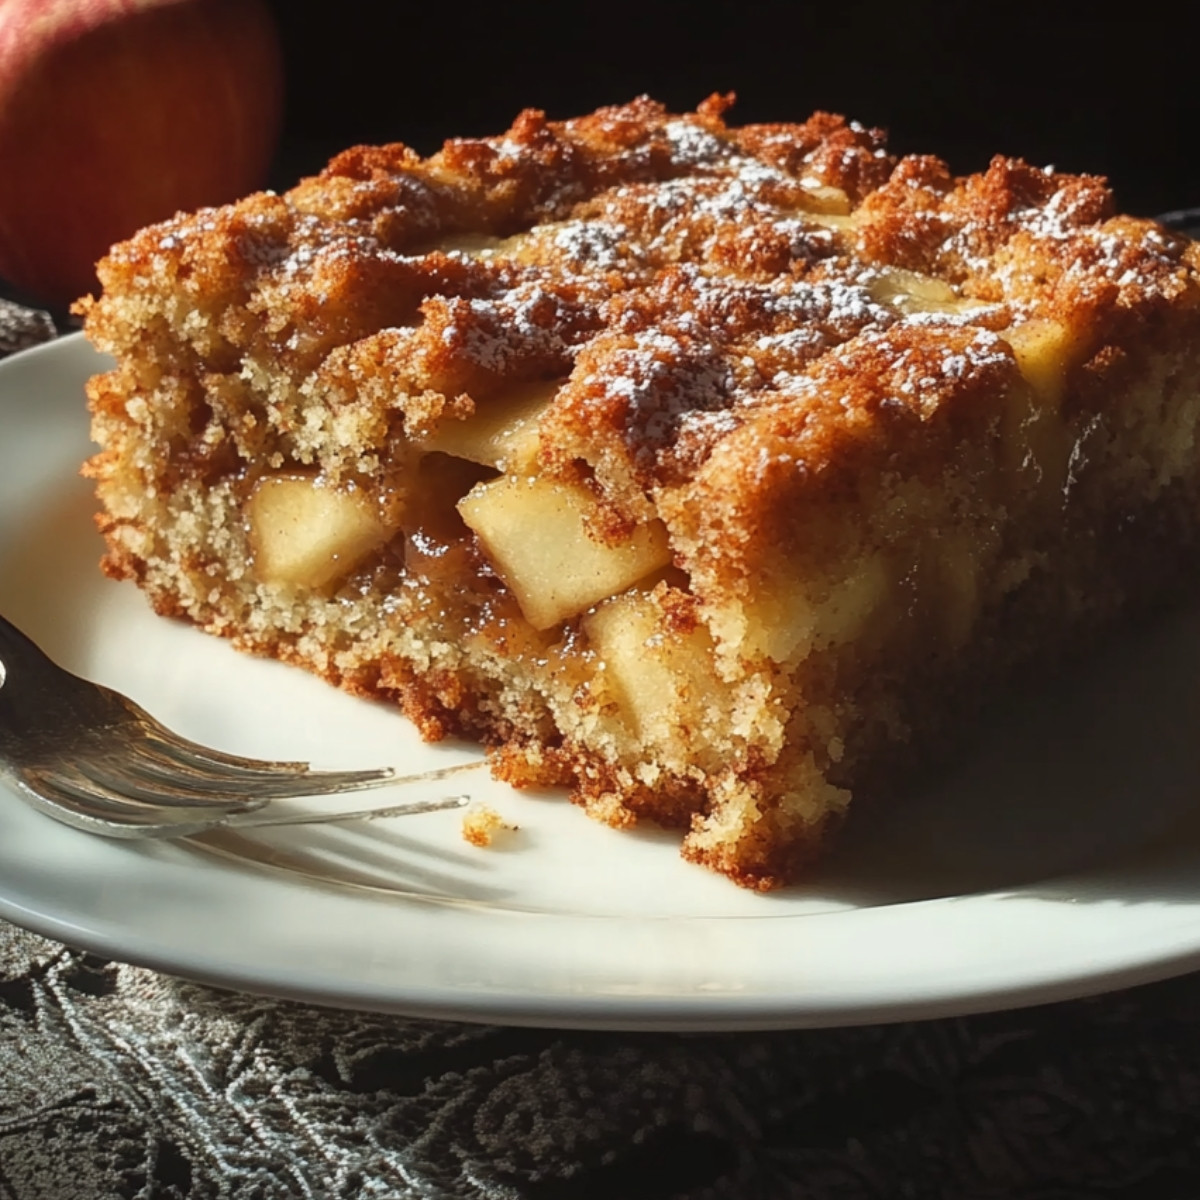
[81,96,1200,516]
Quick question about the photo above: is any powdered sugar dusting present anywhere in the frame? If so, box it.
[661,119,734,168]
[436,282,585,374]
[136,97,1196,488]
[581,327,737,469]
[545,219,640,272]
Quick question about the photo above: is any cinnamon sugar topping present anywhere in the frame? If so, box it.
[97,97,1196,505]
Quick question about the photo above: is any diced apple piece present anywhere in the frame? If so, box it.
[801,210,856,233]
[997,361,1069,500]
[458,475,671,630]
[743,552,891,662]
[420,378,559,473]
[797,184,851,215]
[868,268,977,315]
[584,590,716,743]
[248,474,394,589]
[1002,318,1076,405]
[434,232,507,257]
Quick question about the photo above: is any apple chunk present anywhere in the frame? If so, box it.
[420,379,558,473]
[458,475,671,629]
[248,474,394,589]
[1002,318,1077,404]
[583,590,716,743]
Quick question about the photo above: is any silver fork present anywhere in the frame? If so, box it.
[0,614,477,838]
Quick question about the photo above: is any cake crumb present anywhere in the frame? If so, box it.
[461,803,518,847]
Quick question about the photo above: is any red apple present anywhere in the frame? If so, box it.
[0,0,283,305]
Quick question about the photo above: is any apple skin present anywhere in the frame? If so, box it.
[0,0,284,306]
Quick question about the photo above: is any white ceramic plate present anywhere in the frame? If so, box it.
[3,334,1200,1030]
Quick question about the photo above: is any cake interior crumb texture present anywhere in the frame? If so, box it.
[78,96,1200,889]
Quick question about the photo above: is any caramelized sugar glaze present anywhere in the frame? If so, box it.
[79,97,1200,887]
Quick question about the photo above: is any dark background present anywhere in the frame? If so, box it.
[263,0,1200,221]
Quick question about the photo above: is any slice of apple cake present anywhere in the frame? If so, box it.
[77,96,1200,888]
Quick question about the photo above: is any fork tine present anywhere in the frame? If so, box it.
[125,716,485,799]
[19,764,475,839]
[85,750,398,803]
[19,765,251,836]
[111,692,314,774]
[72,756,276,809]
[119,694,398,788]
[36,742,483,824]
[106,691,401,795]
[140,726,310,774]
[228,793,472,828]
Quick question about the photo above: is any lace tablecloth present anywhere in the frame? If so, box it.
[5,918,1200,1198]
[5,297,1200,1199]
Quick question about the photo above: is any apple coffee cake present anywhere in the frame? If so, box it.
[78,96,1200,889]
